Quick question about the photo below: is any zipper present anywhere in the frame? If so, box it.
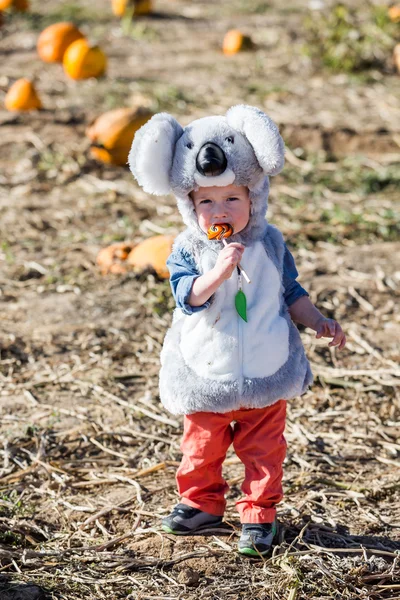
[237,267,244,395]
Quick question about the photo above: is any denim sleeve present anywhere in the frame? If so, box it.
[282,245,309,307]
[167,247,211,315]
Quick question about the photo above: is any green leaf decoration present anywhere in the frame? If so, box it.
[235,290,247,322]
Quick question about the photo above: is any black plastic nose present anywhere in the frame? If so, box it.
[196,142,227,177]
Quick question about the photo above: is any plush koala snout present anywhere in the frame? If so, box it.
[195,142,227,177]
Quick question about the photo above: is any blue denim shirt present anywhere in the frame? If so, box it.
[167,243,308,316]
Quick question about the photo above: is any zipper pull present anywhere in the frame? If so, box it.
[235,266,247,322]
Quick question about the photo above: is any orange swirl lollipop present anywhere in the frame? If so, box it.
[207,222,251,284]
[207,223,234,241]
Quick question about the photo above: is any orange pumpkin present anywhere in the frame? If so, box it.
[127,235,175,279]
[222,29,253,56]
[96,242,135,275]
[63,38,107,79]
[389,5,400,22]
[111,0,152,17]
[37,22,85,63]
[4,78,42,111]
[97,236,174,278]
[86,106,153,166]
[111,0,128,16]
[0,0,28,10]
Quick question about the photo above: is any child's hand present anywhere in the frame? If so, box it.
[315,318,346,350]
[214,243,245,281]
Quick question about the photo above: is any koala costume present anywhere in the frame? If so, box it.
[129,105,313,416]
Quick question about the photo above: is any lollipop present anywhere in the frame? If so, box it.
[207,223,251,284]
[208,223,233,241]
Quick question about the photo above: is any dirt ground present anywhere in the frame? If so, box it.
[1,0,400,599]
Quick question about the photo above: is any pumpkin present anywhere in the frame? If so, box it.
[86,106,153,166]
[97,236,174,278]
[126,235,175,279]
[394,44,400,74]
[4,78,42,111]
[0,0,28,10]
[63,38,107,79]
[37,22,85,63]
[96,242,135,275]
[389,5,400,22]
[222,29,253,56]
[111,0,152,17]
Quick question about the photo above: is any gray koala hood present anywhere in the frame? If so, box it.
[128,105,285,245]
[128,105,313,416]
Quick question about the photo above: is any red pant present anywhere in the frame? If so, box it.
[176,400,287,523]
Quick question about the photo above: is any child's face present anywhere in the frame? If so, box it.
[191,184,250,236]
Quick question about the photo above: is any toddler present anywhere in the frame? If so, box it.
[128,105,346,556]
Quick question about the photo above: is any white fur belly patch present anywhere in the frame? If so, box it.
[178,242,289,381]
[179,285,240,381]
[243,243,289,376]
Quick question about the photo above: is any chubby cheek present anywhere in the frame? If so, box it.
[195,210,210,233]
[230,206,249,231]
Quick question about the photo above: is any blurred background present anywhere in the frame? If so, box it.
[0,1,399,599]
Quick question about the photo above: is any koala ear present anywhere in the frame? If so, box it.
[226,105,284,176]
[128,112,184,195]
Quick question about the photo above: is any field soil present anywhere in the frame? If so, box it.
[0,1,400,599]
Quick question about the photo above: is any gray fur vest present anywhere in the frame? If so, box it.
[159,223,313,415]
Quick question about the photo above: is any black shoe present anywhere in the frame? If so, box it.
[161,503,223,535]
[238,521,277,556]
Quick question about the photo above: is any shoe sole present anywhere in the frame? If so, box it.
[238,546,271,557]
[162,522,231,536]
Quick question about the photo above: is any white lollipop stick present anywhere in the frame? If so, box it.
[221,238,251,284]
